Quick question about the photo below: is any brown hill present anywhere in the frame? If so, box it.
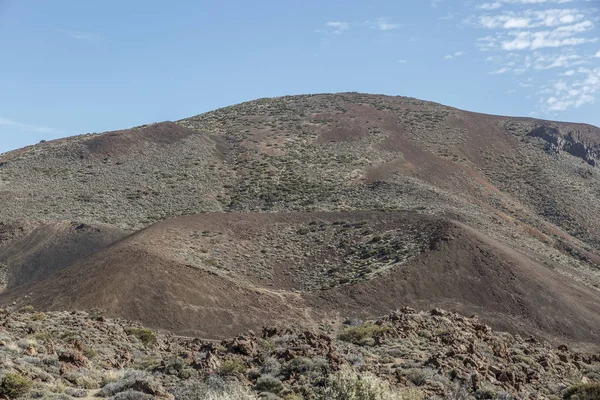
[2,212,600,349]
[1,93,600,348]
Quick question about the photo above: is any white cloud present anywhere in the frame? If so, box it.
[533,52,584,69]
[0,117,56,134]
[397,59,408,63]
[445,51,465,60]
[503,32,595,51]
[58,29,105,44]
[369,18,402,31]
[540,67,600,112]
[473,0,600,114]
[479,9,587,30]
[506,18,532,28]
[478,3,503,10]
[326,21,350,35]
[480,0,575,7]
[477,35,500,51]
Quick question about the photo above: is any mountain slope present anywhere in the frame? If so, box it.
[1,93,600,347]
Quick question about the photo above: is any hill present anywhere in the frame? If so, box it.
[1,212,600,350]
[1,93,600,349]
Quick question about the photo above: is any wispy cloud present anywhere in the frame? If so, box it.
[397,59,408,63]
[533,52,584,69]
[369,17,402,31]
[473,0,600,114]
[479,9,589,30]
[595,50,600,57]
[444,51,465,60]
[501,29,596,51]
[439,13,458,20]
[58,29,105,44]
[325,21,350,35]
[478,2,503,10]
[0,117,57,134]
[541,67,600,111]
[479,0,575,8]
[490,67,510,74]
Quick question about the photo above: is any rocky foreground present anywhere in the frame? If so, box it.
[1,307,599,400]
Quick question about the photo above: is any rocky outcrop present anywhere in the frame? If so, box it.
[0,307,599,399]
[528,124,600,166]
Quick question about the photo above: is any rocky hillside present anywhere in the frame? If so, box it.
[1,93,600,351]
[1,306,600,400]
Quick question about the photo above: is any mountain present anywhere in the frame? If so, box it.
[1,93,600,349]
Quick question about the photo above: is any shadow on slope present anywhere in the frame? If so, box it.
[0,221,128,290]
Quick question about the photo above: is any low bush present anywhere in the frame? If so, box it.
[125,327,157,348]
[324,367,424,400]
[255,375,284,394]
[0,373,33,398]
[170,377,258,400]
[338,322,389,344]
[563,383,600,400]
[219,359,247,376]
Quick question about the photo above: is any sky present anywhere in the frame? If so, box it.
[0,0,599,154]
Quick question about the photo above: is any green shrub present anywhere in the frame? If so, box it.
[563,383,600,400]
[219,359,247,376]
[324,367,423,400]
[1,373,33,398]
[31,312,47,321]
[404,368,434,386]
[338,323,389,344]
[34,331,53,341]
[19,305,35,313]
[171,378,258,400]
[286,357,315,375]
[83,347,99,359]
[255,375,284,394]
[125,327,157,348]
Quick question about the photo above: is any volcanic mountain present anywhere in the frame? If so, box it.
[1,93,600,349]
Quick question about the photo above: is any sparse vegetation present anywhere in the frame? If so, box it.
[219,359,247,376]
[324,367,424,400]
[0,308,597,399]
[563,383,600,400]
[339,322,390,344]
[125,327,157,348]
[0,373,33,398]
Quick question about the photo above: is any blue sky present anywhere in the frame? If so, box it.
[1,0,599,153]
